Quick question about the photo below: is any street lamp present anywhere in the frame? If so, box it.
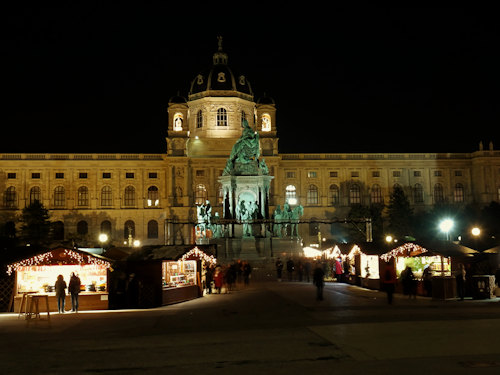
[98,233,109,244]
[439,219,454,241]
[471,227,481,237]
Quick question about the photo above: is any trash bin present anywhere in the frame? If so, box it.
[472,275,495,299]
[432,276,456,300]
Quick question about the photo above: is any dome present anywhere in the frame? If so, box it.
[257,93,275,105]
[168,93,187,104]
[189,38,253,98]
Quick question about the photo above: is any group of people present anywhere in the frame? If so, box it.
[54,272,81,313]
[203,260,252,294]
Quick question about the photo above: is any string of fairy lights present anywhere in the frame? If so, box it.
[380,242,428,262]
[180,246,217,265]
[6,249,111,275]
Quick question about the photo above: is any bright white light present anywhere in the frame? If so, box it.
[439,219,454,233]
[133,240,141,247]
[303,247,322,258]
[98,233,108,243]
[385,235,393,243]
[287,198,297,205]
[471,227,481,236]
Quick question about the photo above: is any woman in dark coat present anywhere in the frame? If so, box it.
[55,274,67,313]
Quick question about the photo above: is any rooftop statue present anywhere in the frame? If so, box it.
[223,119,268,176]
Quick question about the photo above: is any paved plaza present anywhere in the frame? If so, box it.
[1,281,500,374]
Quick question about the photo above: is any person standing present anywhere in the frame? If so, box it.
[313,262,325,301]
[275,258,284,282]
[286,258,295,281]
[68,272,81,312]
[54,274,67,313]
[243,261,252,286]
[456,263,466,300]
[381,261,397,304]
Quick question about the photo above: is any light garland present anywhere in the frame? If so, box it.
[347,245,362,259]
[181,246,217,265]
[6,248,111,276]
[6,251,54,275]
[380,242,428,262]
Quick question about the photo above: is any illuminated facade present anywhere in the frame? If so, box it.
[1,41,499,247]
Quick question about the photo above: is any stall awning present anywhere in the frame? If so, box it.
[381,241,478,262]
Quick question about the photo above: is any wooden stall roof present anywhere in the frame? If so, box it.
[6,247,112,275]
[381,241,478,261]
[125,244,217,262]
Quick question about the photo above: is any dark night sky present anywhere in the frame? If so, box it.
[2,5,499,154]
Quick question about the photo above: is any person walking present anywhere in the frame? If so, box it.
[313,262,325,301]
[381,261,397,304]
[243,261,252,286]
[213,266,224,294]
[54,274,67,313]
[68,272,81,312]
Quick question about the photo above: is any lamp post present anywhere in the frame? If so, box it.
[439,219,454,241]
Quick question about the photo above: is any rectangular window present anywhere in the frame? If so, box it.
[286,171,296,179]
[329,171,338,178]
[455,170,463,177]
[7,173,16,179]
[393,171,401,177]
[126,172,134,179]
[148,172,158,179]
[195,170,205,177]
[307,171,317,178]
[79,173,88,179]
[372,171,380,178]
[32,173,41,179]
[55,173,64,179]
[102,172,111,179]
[434,170,442,177]
[414,171,422,177]
[351,171,359,178]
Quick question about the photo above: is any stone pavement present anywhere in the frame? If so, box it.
[1,281,499,374]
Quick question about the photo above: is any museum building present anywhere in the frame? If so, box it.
[1,41,499,247]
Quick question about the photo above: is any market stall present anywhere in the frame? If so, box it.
[124,245,217,307]
[380,241,477,298]
[345,244,382,289]
[8,247,111,312]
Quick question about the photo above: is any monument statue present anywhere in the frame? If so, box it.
[290,204,304,239]
[196,200,213,238]
[223,118,268,176]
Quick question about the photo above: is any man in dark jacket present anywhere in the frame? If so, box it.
[68,272,81,312]
[313,263,325,301]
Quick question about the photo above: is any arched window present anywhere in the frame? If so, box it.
[124,220,135,239]
[329,184,339,206]
[54,186,65,207]
[52,221,64,240]
[194,184,207,205]
[285,185,297,205]
[147,186,159,207]
[77,220,88,236]
[100,220,111,235]
[101,186,112,206]
[413,183,424,204]
[216,108,228,126]
[124,186,136,207]
[307,185,319,205]
[77,186,89,206]
[370,184,383,204]
[261,113,271,132]
[349,184,361,205]
[433,183,444,203]
[30,186,41,205]
[196,110,203,128]
[4,186,17,208]
[454,183,464,203]
[147,220,159,239]
[173,113,183,131]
